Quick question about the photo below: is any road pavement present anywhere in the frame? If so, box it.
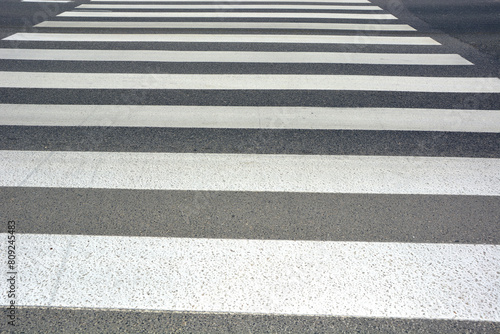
[0,0,499,332]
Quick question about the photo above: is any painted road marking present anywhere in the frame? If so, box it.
[35,21,415,30]
[1,105,496,132]
[3,72,500,93]
[1,151,499,195]
[3,233,498,321]
[57,11,397,19]
[0,49,469,65]
[77,4,383,10]
[4,33,434,45]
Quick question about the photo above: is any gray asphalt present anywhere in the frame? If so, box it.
[3,188,500,244]
[10,307,500,334]
[2,126,500,157]
[1,0,499,332]
[400,0,500,62]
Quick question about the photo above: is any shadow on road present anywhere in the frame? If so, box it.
[401,0,500,61]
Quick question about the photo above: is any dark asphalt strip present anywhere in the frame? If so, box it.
[0,40,445,53]
[4,187,499,244]
[0,60,481,76]
[8,307,500,334]
[1,89,498,109]
[1,125,500,157]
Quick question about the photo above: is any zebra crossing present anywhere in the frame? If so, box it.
[1,0,499,332]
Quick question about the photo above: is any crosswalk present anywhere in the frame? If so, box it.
[1,0,499,332]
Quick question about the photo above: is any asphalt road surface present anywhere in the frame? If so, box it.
[0,0,499,333]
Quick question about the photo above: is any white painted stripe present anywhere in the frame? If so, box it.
[2,233,498,321]
[1,151,499,195]
[5,33,433,45]
[90,0,372,3]
[57,11,397,19]
[77,4,383,10]
[1,105,497,133]
[35,21,416,31]
[1,72,499,93]
[0,49,471,65]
